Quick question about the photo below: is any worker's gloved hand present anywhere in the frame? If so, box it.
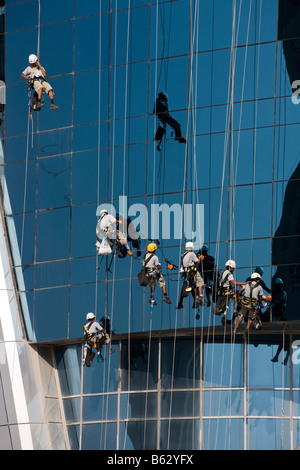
[105,334,111,344]
[96,241,101,250]
[266,295,272,301]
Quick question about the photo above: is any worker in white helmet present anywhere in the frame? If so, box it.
[213,259,248,322]
[176,241,204,310]
[83,312,110,366]
[96,209,132,256]
[21,54,58,110]
[235,272,269,336]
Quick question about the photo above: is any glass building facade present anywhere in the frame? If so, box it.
[0,0,300,450]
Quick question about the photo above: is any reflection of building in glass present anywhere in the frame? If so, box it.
[272,162,300,321]
[278,0,300,86]
[1,0,300,450]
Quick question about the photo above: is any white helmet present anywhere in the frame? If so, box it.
[185,242,194,250]
[29,54,38,64]
[100,209,108,217]
[226,259,236,268]
[251,272,261,280]
[86,312,95,321]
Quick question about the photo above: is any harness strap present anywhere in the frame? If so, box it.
[144,252,155,271]
[241,283,258,308]
[83,323,93,341]
[181,251,195,274]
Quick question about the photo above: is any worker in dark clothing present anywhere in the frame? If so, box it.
[153,91,186,150]
[271,343,290,365]
[271,278,287,321]
[99,316,116,355]
[261,278,287,322]
[196,245,219,307]
[116,214,141,258]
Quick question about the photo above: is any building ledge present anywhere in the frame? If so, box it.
[29,320,300,348]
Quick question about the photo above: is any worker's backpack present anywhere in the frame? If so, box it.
[138,253,155,287]
[98,237,112,255]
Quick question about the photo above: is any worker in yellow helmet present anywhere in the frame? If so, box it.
[142,242,171,306]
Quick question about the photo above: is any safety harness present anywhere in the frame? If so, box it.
[218,270,231,294]
[83,322,105,348]
[241,282,258,309]
[181,251,197,277]
[144,252,156,276]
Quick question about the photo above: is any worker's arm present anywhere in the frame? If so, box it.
[230,279,248,287]
[36,61,46,76]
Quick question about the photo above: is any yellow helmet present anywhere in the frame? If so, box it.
[147,243,157,252]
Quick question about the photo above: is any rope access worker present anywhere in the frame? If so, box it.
[99,316,116,355]
[246,267,271,293]
[267,278,287,321]
[234,272,269,337]
[21,54,59,110]
[143,242,171,306]
[176,242,205,309]
[116,214,141,258]
[213,259,248,322]
[196,244,218,307]
[232,266,271,323]
[83,312,110,366]
[153,91,186,150]
[96,209,132,256]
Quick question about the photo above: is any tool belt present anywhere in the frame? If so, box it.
[240,296,257,309]
[187,266,197,278]
[146,267,159,278]
[219,286,235,297]
[29,77,47,88]
[84,326,105,347]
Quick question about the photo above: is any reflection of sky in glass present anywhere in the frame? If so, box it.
[2,1,299,349]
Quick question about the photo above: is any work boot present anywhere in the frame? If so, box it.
[163,295,171,305]
[176,303,183,310]
[149,298,157,306]
[50,103,59,110]
[178,137,186,144]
